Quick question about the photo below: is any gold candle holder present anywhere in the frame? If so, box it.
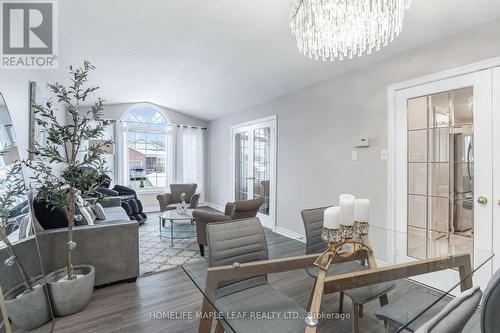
[314,222,372,271]
[354,221,369,236]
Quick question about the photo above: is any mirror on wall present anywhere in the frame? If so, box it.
[0,93,53,333]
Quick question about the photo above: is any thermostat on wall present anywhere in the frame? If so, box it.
[355,137,370,147]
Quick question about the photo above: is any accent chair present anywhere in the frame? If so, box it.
[156,183,200,214]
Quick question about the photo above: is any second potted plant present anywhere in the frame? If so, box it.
[0,163,52,329]
[26,61,111,316]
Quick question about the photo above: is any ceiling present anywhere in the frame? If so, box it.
[49,0,500,121]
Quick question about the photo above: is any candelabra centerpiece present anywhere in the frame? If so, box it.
[314,196,372,271]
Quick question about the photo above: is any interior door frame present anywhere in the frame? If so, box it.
[492,66,500,271]
[230,115,277,230]
[387,59,500,291]
[388,56,500,234]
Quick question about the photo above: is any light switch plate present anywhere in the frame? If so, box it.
[380,149,388,160]
[351,150,358,161]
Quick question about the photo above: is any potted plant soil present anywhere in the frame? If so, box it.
[26,61,111,317]
[0,163,52,329]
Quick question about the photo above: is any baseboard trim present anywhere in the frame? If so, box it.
[274,226,305,243]
[203,202,224,212]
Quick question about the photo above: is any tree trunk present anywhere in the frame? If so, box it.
[0,226,33,291]
[66,190,76,280]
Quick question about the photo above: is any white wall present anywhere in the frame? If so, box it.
[0,72,56,162]
[207,18,500,235]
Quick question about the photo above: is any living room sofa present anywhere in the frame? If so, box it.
[0,196,140,291]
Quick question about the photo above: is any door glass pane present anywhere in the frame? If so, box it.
[235,132,249,201]
[428,163,449,197]
[453,125,473,162]
[408,96,428,130]
[253,127,271,215]
[428,92,450,127]
[407,87,474,261]
[452,87,473,125]
[408,195,426,228]
[408,226,426,260]
[408,129,427,162]
[408,163,427,195]
[428,196,449,233]
[428,127,449,162]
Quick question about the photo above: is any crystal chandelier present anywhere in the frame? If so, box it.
[289,0,413,61]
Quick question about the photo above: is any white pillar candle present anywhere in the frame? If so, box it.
[323,206,341,229]
[354,199,370,222]
[339,194,355,225]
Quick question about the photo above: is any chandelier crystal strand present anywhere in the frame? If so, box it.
[290,0,412,61]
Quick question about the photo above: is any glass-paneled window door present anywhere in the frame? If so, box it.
[232,117,276,229]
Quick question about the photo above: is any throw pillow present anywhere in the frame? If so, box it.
[86,206,97,224]
[74,205,89,226]
[33,196,68,230]
[17,214,31,240]
[92,203,107,220]
[76,202,94,226]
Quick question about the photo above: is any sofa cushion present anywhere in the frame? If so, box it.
[103,207,131,222]
[170,184,197,203]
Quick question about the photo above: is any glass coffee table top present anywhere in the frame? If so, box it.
[182,224,494,333]
[159,209,196,246]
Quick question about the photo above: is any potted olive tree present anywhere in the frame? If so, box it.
[0,163,52,329]
[25,61,111,316]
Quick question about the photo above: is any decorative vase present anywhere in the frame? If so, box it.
[5,280,52,330]
[45,264,95,317]
[180,200,188,215]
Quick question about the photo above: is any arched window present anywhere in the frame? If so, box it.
[125,107,168,190]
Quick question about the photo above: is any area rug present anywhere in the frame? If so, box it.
[138,209,216,276]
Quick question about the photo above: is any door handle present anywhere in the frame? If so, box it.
[246,177,255,180]
[477,196,488,205]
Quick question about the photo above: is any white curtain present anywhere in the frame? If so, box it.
[164,125,205,200]
[115,121,128,185]
[166,125,176,191]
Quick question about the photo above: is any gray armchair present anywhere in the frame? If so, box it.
[156,183,200,212]
[205,217,307,332]
[193,196,265,257]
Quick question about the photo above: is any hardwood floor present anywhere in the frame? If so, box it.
[50,229,481,333]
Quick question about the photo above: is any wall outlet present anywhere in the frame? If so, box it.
[380,149,388,160]
[351,150,358,161]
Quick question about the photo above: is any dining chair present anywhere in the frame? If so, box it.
[375,286,481,332]
[411,286,482,333]
[206,217,307,332]
[301,206,397,333]
[480,267,500,333]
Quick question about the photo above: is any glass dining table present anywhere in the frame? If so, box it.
[182,224,494,333]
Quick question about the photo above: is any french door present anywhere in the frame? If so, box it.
[394,70,493,291]
[232,116,276,229]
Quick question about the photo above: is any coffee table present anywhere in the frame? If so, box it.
[159,209,195,247]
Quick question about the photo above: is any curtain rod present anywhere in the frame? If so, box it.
[110,119,207,130]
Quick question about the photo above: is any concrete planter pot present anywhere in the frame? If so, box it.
[5,281,52,330]
[45,264,95,317]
